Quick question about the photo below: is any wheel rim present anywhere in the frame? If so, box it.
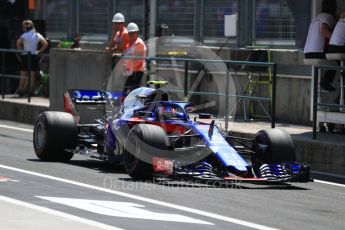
[34,122,45,149]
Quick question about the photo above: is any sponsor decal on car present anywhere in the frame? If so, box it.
[153,157,174,175]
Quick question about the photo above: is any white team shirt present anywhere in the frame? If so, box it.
[304,13,335,53]
[330,18,345,46]
[20,30,45,54]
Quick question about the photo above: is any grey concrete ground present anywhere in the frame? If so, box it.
[0,119,345,230]
[0,200,105,230]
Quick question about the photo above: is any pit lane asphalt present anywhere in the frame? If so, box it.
[0,119,344,230]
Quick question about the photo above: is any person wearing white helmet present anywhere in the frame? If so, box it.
[106,13,129,57]
[122,22,147,95]
[127,22,139,33]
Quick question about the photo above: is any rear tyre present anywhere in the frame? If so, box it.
[252,128,296,167]
[124,124,169,180]
[33,111,77,161]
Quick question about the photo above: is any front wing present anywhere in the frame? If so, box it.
[152,157,312,184]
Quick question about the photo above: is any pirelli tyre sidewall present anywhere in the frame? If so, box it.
[252,128,296,166]
[124,124,169,180]
[33,111,77,162]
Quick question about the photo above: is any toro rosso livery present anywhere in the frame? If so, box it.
[33,83,311,184]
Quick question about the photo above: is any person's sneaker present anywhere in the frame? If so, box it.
[320,82,336,92]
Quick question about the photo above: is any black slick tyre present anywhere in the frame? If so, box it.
[124,124,169,180]
[252,128,296,166]
[33,111,77,162]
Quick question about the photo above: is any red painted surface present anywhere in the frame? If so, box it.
[0,176,10,182]
[128,118,187,134]
[223,176,267,181]
[153,157,174,175]
[63,93,80,124]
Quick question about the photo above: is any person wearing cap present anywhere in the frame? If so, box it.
[122,22,147,95]
[106,13,130,69]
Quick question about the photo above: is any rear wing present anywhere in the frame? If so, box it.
[64,89,123,124]
[67,89,122,104]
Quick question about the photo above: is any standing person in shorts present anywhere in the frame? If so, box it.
[16,20,48,96]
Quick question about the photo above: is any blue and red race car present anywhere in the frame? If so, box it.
[33,82,311,184]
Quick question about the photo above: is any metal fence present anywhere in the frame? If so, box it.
[0,49,277,129]
[255,0,296,41]
[38,0,302,47]
[122,56,277,130]
[312,65,345,139]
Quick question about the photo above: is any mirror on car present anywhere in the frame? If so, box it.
[185,106,195,113]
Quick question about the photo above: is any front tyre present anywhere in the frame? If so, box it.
[252,128,296,166]
[33,111,77,161]
[124,124,169,180]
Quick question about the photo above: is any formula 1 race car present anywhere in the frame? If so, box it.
[33,82,311,184]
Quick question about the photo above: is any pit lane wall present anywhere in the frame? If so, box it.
[49,48,112,113]
[0,99,48,124]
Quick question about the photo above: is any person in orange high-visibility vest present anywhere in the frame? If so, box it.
[106,13,130,53]
[106,13,130,68]
[122,22,147,96]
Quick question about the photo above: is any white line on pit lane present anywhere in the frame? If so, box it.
[0,195,124,230]
[0,164,278,230]
[313,180,345,188]
[0,124,33,133]
[312,170,345,180]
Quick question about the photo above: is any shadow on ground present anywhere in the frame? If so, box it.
[118,177,310,190]
[27,158,125,174]
[26,157,312,190]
